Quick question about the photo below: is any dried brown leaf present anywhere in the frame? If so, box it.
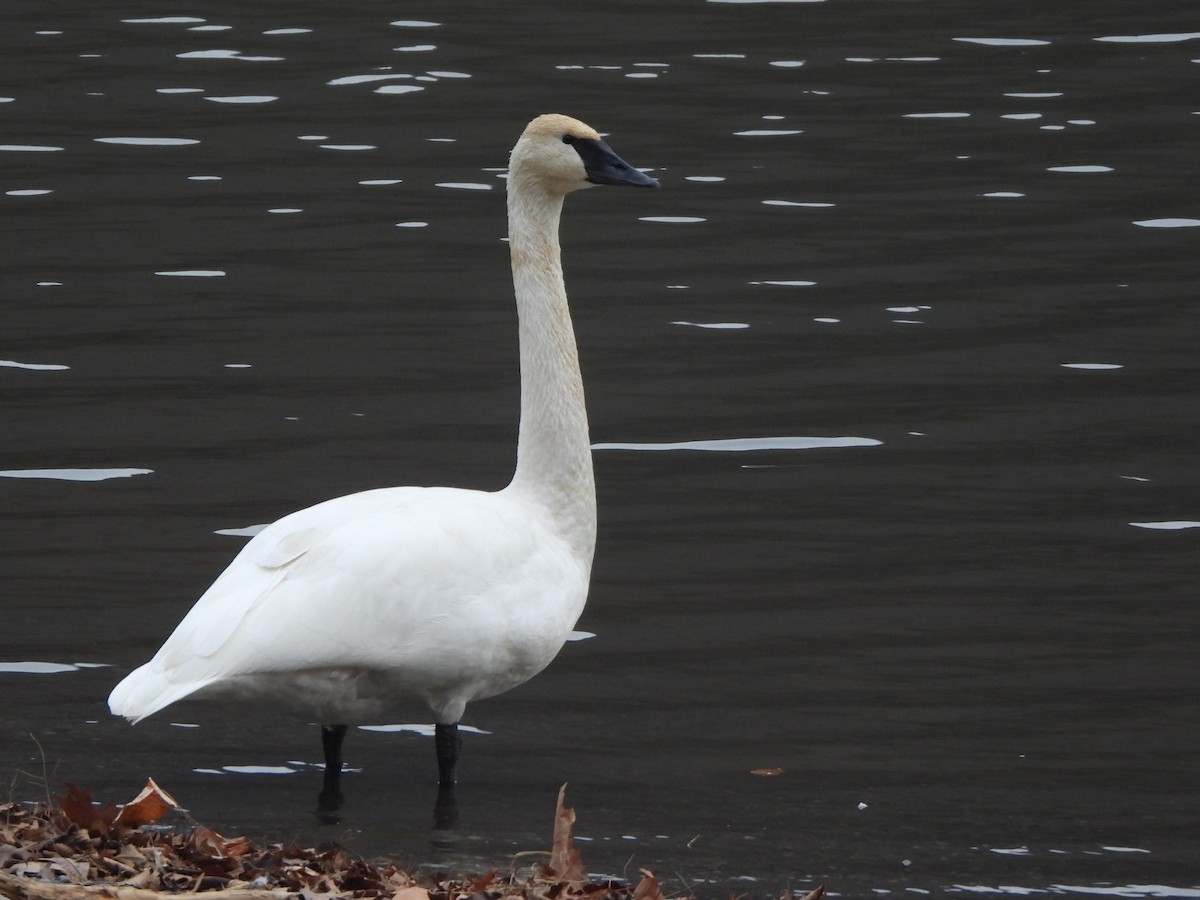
[795,885,826,900]
[467,870,497,892]
[750,768,785,777]
[57,785,117,836]
[45,857,90,884]
[113,780,179,829]
[547,784,587,884]
[392,886,431,900]
[113,843,149,867]
[117,869,155,889]
[631,869,665,900]
[186,825,251,860]
[7,861,49,880]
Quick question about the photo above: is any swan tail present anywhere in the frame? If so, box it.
[108,664,216,724]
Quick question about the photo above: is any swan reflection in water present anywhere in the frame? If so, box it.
[106,114,659,826]
[316,723,492,827]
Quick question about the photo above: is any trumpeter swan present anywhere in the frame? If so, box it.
[108,114,659,798]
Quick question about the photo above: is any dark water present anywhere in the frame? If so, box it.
[2,1,1198,896]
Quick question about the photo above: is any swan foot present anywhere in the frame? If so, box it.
[318,723,348,813]
[434,722,461,785]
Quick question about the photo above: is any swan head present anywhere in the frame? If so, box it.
[509,113,660,195]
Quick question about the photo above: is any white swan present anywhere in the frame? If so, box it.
[108,114,659,791]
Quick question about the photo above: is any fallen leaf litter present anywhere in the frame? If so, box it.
[0,779,829,900]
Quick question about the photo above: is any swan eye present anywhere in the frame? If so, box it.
[561,134,576,145]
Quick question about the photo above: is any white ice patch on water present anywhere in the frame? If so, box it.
[593,437,882,452]
[0,661,79,674]
[221,765,297,775]
[640,216,705,223]
[176,50,284,62]
[214,524,270,537]
[0,468,153,481]
[0,359,69,370]
[123,16,206,24]
[156,269,225,276]
[204,95,278,103]
[954,37,1051,46]
[1129,521,1200,531]
[357,723,491,735]
[1133,218,1200,228]
[672,321,751,329]
[328,74,412,85]
[1095,33,1200,43]
[95,137,199,146]
[1049,887,1200,898]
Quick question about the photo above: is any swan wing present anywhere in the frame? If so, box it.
[109,487,586,721]
[143,487,400,663]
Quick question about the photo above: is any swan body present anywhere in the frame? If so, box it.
[108,114,658,786]
[107,486,589,725]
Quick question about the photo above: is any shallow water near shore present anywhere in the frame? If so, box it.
[2,1,1198,897]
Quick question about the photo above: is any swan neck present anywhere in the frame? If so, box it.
[505,179,596,557]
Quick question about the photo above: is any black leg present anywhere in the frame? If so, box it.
[433,780,460,830]
[318,723,348,811]
[434,722,461,785]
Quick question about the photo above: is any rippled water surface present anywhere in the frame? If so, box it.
[3,1,1198,897]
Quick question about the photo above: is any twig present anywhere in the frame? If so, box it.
[27,735,52,808]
